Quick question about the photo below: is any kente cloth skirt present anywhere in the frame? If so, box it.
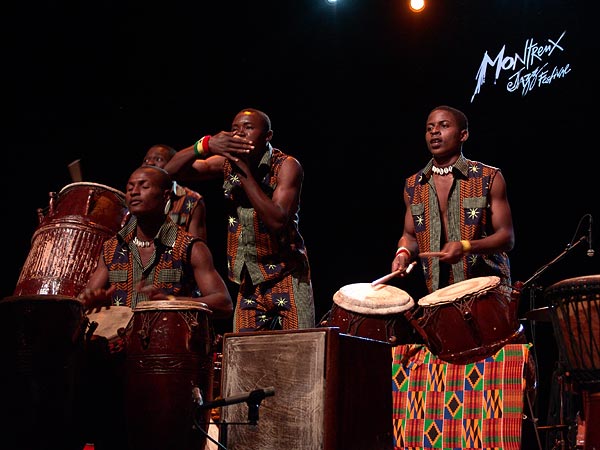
[392,343,533,450]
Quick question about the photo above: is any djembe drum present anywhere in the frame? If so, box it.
[14,182,127,297]
[415,276,523,364]
[124,300,215,450]
[544,275,600,449]
[322,282,417,345]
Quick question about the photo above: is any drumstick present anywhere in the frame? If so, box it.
[68,159,83,182]
[418,251,445,258]
[371,261,417,286]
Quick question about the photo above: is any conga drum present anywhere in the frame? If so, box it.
[0,294,87,450]
[124,300,215,450]
[416,276,523,364]
[14,182,127,297]
[322,282,417,345]
[544,275,600,384]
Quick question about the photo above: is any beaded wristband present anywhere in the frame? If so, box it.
[460,240,472,253]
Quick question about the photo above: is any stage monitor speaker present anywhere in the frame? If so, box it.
[220,327,393,450]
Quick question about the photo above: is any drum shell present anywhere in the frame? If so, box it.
[325,302,420,345]
[0,295,87,449]
[124,301,214,450]
[417,285,523,364]
[14,182,127,297]
[544,275,600,383]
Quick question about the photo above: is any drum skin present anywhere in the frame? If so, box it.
[416,277,523,365]
[324,283,419,345]
[124,300,214,450]
[14,182,127,297]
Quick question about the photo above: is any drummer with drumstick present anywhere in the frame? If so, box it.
[390,105,515,293]
[76,165,233,450]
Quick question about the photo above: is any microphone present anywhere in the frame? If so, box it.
[587,215,594,257]
[197,387,275,410]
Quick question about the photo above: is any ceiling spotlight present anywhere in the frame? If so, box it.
[409,0,425,13]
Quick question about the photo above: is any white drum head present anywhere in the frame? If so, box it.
[87,305,133,340]
[418,276,500,306]
[133,299,210,312]
[333,283,414,315]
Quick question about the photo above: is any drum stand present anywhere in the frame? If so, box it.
[193,386,275,449]
[520,231,589,450]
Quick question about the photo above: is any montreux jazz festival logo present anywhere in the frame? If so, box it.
[471,30,570,102]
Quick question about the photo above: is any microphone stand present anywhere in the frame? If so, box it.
[520,235,587,450]
[193,387,275,450]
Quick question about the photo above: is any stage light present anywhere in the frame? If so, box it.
[409,0,425,13]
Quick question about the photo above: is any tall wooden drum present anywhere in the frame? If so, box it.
[14,182,127,297]
[124,300,214,450]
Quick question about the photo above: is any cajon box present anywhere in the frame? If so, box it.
[220,327,393,450]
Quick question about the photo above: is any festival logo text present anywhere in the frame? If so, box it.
[471,30,570,102]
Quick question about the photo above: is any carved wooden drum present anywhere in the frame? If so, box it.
[544,275,600,385]
[124,299,214,450]
[416,276,523,364]
[14,182,127,297]
[323,282,417,345]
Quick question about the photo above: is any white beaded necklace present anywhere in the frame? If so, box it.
[133,236,152,248]
[431,165,453,176]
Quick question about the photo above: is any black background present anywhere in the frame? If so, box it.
[5,0,599,444]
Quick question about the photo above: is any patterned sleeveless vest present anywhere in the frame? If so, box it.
[102,217,199,308]
[405,155,512,292]
[222,146,309,285]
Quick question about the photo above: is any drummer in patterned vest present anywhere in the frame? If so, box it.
[390,104,514,295]
[77,165,232,450]
[164,108,315,333]
[388,105,536,449]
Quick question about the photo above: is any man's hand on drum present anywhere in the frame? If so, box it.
[79,285,116,313]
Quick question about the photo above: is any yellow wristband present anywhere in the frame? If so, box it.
[460,240,472,253]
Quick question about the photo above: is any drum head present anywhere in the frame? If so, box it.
[133,299,211,313]
[418,276,500,306]
[59,181,125,199]
[87,305,133,340]
[333,283,414,315]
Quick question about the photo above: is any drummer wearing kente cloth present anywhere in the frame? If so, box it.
[391,105,514,294]
[77,165,232,450]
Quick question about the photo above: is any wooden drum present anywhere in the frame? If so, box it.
[416,276,523,364]
[0,294,87,449]
[544,275,600,385]
[14,182,127,297]
[124,300,214,450]
[322,282,417,345]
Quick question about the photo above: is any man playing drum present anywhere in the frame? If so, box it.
[390,105,514,292]
[388,105,536,449]
[77,165,233,450]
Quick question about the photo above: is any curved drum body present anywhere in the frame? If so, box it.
[323,282,417,345]
[416,276,523,364]
[124,300,214,450]
[14,182,127,297]
[0,295,87,449]
[544,275,600,385]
